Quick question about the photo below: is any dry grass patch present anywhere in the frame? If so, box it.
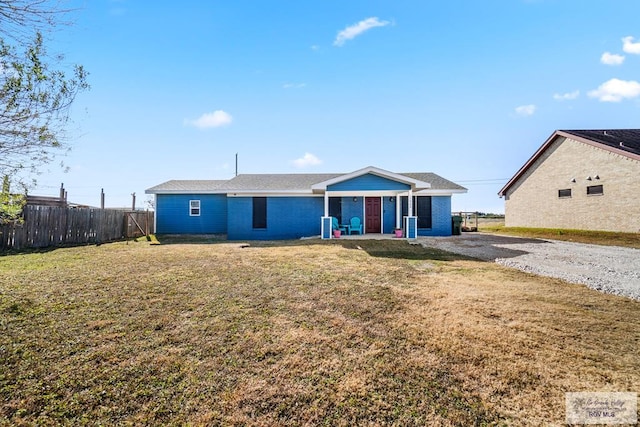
[1,239,638,425]
[479,225,640,249]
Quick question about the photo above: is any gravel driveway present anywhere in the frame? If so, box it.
[417,233,640,300]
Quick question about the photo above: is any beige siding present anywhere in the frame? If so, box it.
[504,137,640,232]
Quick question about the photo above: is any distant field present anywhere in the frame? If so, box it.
[1,239,639,425]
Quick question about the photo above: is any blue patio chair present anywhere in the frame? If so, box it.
[332,217,346,234]
[348,217,363,235]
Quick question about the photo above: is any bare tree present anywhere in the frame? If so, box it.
[0,0,88,221]
[0,1,70,40]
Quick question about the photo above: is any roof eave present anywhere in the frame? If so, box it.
[226,190,313,195]
[311,166,432,191]
[560,130,640,161]
[416,188,467,195]
[145,189,227,195]
[499,129,640,197]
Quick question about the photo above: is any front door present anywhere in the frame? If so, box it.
[365,197,381,233]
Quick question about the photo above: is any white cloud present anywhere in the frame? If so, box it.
[622,36,640,54]
[553,90,580,101]
[588,78,640,102]
[600,52,625,65]
[334,17,390,47]
[292,153,322,168]
[283,82,306,89]
[310,45,320,51]
[514,104,536,117]
[185,110,233,129]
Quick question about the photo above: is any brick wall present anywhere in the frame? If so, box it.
[504,136,640,232]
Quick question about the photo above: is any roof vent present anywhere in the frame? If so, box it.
[620,142,624,147]
[603,131,608,136]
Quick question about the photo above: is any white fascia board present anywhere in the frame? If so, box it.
[327,190,405,197]
[226,191,317,197]
[415,189,468,196]
[311,166,431,191]
[145,189,227,195]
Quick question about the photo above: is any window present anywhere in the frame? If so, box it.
[587,185,603,196]
[558,189,572,198]
[401,196,432,229]
[189,200,201,216]
[416,197,432,229]
[252,197,267,229]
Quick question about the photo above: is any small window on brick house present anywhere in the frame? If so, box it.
[190,200,201,216]
[587,185,603,196]
[558,189,572,198]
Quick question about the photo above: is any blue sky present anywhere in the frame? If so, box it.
[32,0,640,212]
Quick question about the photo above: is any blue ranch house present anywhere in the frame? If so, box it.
[145,166,467,240]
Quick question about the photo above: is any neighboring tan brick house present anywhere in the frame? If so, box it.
[498,129,640,233]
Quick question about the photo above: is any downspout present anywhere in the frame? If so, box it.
[153,195,157,234]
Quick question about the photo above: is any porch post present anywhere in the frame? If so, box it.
[321,192,331,239]
[406,189,417,239]
[406,216,418,239]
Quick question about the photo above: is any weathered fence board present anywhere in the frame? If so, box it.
[0,206,154,251]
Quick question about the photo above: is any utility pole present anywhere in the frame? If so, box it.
[235,153,238,177]
[131,192,136,211]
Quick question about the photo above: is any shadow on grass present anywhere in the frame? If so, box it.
[332,240,473,261]
[154,234,228,245]
[156,235,473,262]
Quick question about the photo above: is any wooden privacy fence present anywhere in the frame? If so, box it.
[0,206,154,251]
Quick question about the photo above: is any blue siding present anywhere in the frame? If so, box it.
[321,216,332,239]
[156,194,227,234]
[328,174,411,191]
[407,216,418,239]
[418,196,452,236]
[382,197,396,233]
[340,196,363,226]
[155,193,453,239]
[227,197,324,240]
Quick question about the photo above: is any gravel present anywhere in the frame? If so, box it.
[416,233,640,301]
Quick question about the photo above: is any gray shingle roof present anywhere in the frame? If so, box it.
[145,180,228,193]
[146,172,466,193]
[220,174,341,191]
[402,173,467,191]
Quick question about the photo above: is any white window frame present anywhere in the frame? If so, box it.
[189,200,201,216]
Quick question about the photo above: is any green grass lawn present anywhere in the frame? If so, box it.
[1,239,639,425]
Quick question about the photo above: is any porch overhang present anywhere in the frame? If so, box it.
[311,166,431,194]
